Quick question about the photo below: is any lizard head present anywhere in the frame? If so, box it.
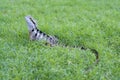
[25,15,37,32]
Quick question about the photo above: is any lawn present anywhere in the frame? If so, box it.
[0,0,120,80]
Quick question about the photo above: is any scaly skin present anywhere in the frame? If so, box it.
[25,15,99,64]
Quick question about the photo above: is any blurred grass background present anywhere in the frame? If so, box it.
[0,0,120,80]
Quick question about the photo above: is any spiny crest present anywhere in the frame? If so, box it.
[47,35,58,46]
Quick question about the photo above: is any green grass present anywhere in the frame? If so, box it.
[0,0,120,80]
